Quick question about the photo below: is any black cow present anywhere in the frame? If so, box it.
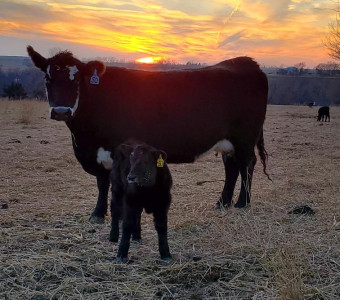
[317,106,330,122]
[27,45,269,223]
[110,141,172,262]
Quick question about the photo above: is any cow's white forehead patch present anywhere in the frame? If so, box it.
[97,147,113,170]
[46,65,51,78]
[67,65,78,80]
[196,139,235,160]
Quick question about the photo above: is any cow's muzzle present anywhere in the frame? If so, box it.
[50,107,73,121]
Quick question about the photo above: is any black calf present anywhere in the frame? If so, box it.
[317,106,330,122]
[109,141,172,262]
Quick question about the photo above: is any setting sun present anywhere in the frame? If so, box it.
[135,56,162,64]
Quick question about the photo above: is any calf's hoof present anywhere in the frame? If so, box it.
[115,256,129,264]
[109,235,119,243]
[89,214,105,224]
[161,255,172,262]
[131,238,142,244]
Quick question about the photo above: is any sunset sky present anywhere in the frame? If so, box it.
[0,0,337,67]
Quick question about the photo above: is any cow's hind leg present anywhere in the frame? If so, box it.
[90,174,110,224]
[216,154,239,209]
[234,154,257,208]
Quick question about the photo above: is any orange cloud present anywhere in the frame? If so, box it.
[0,0,334,66]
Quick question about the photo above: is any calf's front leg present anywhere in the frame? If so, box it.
[153,209,171,260]
[116,205,137,262]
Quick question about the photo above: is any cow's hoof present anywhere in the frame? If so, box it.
[89,215,105,224]
[215,200,231,210]
[115,256,129,264]
[234,202,250,209]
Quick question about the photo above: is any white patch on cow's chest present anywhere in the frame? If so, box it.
[67,65,78,80]
[97,147,113,170]
[196,139,235,160]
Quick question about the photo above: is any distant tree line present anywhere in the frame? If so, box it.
[1,59,340,104]
[0,66,45,100]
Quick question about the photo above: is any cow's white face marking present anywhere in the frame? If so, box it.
[196,139,235,160]
[67,65,78,80]
[97,147,113,170]
[46,65,51,78]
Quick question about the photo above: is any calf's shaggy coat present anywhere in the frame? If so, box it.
[109,141,172,262]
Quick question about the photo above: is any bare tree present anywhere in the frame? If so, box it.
[325,3,340,60]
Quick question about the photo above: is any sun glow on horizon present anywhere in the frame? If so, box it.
[135,56,162,64]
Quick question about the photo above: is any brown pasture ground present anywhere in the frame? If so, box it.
[0,100,339,300]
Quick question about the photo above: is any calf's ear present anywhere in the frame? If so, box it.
[118,144,134,158]
[84,60,106,77]
[27,45,48,72]
[155,150,167,161]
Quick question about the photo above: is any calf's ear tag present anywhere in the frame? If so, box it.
[157,154,164,168]
[90,69,100,85]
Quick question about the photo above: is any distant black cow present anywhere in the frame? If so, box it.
[109,141,172,262]
[27,45,269,223]
[317,106,330,122]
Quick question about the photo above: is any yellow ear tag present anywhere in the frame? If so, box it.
[157,154,164,168]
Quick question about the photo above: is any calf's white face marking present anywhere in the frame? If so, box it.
[97,147,113,170]
[196,139,235,160]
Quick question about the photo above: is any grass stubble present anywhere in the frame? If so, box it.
[0,99,339,299]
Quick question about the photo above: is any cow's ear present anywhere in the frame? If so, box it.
[27,45,48,72]
[84,60,106,77]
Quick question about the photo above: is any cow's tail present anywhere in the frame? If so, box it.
[257,128,272,181]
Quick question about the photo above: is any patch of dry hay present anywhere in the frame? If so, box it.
[1,101,340,299]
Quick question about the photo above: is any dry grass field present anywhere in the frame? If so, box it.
[0,100,339,300]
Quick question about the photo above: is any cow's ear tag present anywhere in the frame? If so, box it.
[90,69,100,85]
[157,154,164,168]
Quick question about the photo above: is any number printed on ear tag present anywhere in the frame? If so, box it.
[157,154,164,168]
[90,69,100,85]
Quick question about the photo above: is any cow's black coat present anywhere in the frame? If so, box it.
[27,46,269,222]
[110,141,172,262]
[317,106,330,122]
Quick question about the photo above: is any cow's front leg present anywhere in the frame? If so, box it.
[90,174,110,223]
